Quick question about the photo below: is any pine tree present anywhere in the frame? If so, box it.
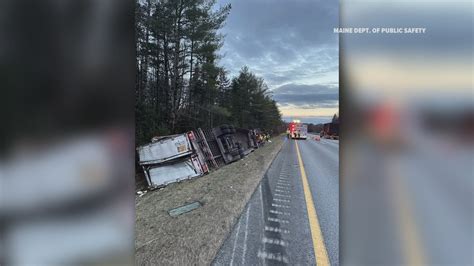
[135,1,282,145]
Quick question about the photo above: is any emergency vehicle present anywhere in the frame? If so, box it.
[288,120,308,139]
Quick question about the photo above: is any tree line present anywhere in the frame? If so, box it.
[307,114,339,132]
[135,0,284,145]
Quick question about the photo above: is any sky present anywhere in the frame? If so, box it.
[215,0,339,124]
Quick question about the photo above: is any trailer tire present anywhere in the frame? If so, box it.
[220,125,230,131]
[221,128,232,134]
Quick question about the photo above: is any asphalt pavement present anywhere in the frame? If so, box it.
[213,135,339,265]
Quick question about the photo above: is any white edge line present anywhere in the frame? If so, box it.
[241,205,251,265]
[230,213,242,266]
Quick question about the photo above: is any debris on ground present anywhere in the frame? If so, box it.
[136,190,147,197]
[168,201,202,217]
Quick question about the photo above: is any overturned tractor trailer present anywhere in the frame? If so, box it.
[137,125,262,188]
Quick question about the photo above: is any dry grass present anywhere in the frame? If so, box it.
[135,136,284,265]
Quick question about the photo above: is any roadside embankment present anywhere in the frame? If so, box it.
[135,135,284,265]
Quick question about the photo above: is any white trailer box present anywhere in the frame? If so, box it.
[143,155,205,187]
[137,134,192,165]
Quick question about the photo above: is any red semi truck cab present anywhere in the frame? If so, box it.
[288,120,308,139]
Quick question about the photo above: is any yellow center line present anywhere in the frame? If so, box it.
[295,140,331,266]
[389,164,427,265]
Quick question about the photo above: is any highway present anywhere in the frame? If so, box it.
[213,135,339,265]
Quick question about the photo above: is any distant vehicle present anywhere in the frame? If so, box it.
[288,120,307,139]
[322,122,339,140]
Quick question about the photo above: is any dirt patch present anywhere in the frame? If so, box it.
[135,136,284,265]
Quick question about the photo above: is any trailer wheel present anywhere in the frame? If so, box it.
[221,128,232,134]
[220,125,230,131]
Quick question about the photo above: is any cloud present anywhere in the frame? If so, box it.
[282,116,333,124]
[271,83,339,108]
[217,0,339,87]
[222,0,338,57]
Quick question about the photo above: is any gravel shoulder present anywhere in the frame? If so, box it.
[135,136,284,265]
